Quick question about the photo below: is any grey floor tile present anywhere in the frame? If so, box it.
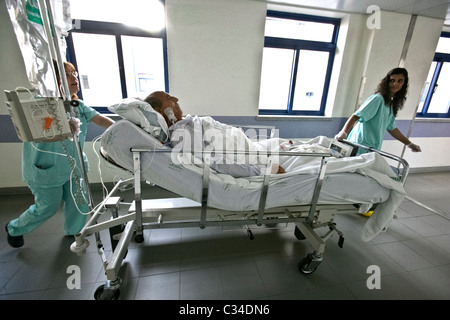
[256,256,316,296]
[417,215,450,234]
[271,283,355,300]
[371,218,422,243]
[180,266,224,300]
[325,242,405,282]
[40,283,96,300]
[427,234,450,253]
[403,237,450,266]
[345,278,399,300]
[377,242,434,271]
[397,199,435,217]
[138,244,182,277]
[220,260,268,299]
[134,272,180,300]
[423,198,450,216]
[396,217,444,238]
[410,266,450,299]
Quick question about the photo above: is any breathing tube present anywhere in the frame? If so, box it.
[164,108,177,125]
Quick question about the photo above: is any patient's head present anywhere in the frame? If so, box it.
[144,91,183,126]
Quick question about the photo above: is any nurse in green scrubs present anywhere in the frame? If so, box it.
[5,61,114,248]
[335,68,422,155]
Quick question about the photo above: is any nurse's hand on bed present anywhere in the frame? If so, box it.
[334,130,348,141]
[407,143,421,152]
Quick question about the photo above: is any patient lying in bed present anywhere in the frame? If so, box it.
[143,91,285,177]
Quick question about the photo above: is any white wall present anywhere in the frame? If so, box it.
[0,0,448,190]
[165,0,267,116]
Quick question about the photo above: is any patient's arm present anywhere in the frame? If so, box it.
[210,163,262,177]
[91,114,115,129]
[210,162,285,177]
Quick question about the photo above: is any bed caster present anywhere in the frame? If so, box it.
[134,233,144,243]
[246,229,254,240]
[298,252,322,275]
[70,238,90,256]
[94,280,121,300]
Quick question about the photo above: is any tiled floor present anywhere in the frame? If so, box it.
[1,171,450,300]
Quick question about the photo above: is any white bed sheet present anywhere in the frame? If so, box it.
[101,120,406,241]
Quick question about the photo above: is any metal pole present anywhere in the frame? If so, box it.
[38,0,95,211]
[37,0,70,101]
[398,15,417,68]
[399,81,427,161]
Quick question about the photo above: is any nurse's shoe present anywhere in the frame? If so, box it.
[5,223,24,248]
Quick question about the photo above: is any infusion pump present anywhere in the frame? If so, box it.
[329,139,358,158]
[4,89,72,142]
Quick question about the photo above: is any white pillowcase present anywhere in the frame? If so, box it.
[108,97,169,142]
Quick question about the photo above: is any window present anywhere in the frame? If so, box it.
[258,11,340,116]
[418,32,450,118]
[67,0,168,112]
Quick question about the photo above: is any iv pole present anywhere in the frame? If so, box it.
[37,0,95,211]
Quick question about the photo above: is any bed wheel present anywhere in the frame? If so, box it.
[134,233,144,243]
[247,229,255,240]
[298,253,322,275]
[94,284,120,300]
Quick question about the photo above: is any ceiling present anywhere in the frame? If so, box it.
[264,0,450,25]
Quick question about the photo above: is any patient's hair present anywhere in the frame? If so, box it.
[144,91,164,110]
[375,67,408,117]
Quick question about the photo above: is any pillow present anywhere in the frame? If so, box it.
[108,98,168,142]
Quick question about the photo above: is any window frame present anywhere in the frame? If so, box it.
[417,32,450,119]
[66,19,169,113]
[259,11,340,116]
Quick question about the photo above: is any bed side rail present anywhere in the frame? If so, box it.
[339,140,410,184]
[130,147,332,226]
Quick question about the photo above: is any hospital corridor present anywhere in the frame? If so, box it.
[1,0,450,303]
[0,171,449,300]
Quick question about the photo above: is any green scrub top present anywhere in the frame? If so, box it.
[348,93,396,152]
[22,100,99,187]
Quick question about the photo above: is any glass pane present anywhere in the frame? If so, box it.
[121,36,165,97]
[265,17,335,42]
[292,50,329,111]
[417,61,436,113]
[71,33,123,107]
[436,36,450,54]
[70,0,165,32]
[428,62,450,114]
[258,48,295,110]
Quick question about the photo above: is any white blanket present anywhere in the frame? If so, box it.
[277,138,406,241]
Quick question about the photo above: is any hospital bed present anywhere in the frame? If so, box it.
[70,119,409,300]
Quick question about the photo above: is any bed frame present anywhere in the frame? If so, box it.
[70,141,409,300]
